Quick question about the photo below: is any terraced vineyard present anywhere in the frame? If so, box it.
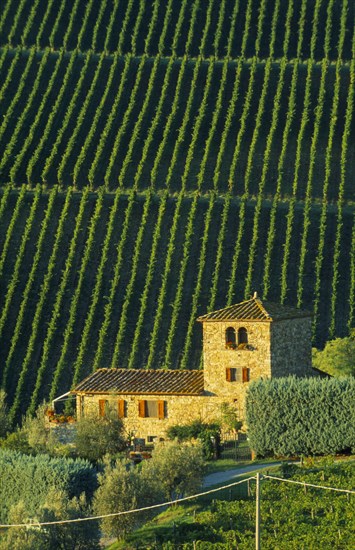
[0,0,354,421]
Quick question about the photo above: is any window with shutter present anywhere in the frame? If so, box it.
[138,400,165,418]
[242,367,250,382]
[99,399,108,417]
[146,401,158,417]
[226,368,237,382]
[138,400,146,418]
[118,399,125,418]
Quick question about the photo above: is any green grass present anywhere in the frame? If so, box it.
[106,505,199,550]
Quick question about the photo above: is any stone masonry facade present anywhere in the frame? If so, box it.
[76,393,236,442]
[270,317,312,377]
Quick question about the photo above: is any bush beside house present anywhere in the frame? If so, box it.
[246,377,355,457]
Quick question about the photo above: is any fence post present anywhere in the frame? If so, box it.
[256,472,261,550]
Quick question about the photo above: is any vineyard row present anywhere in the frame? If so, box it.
[0,50,353,202]
[0,0,353,61]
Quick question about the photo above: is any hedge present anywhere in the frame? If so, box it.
[0,449,97,523]
[246,376,355,457]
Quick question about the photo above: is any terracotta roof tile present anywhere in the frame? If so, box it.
[72,368,204,395]
[197,295,311,322]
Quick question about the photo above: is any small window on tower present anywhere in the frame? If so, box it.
[238,327,248,348]
[225,327,236,349]
[226,368,249,382]
[242,367,250,382]
[226,367,238,382]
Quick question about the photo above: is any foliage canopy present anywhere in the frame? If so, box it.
[246,376,355,457]
[312,331,355,377]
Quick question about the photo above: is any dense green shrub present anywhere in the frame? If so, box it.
[0,490,99,550]
[167,420,221,460]
[0,449,97,523]
[246,377,355,457]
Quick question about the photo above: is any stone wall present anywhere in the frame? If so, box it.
[270,318,312,377]
[202,321,272,398]
[76,393,240,443]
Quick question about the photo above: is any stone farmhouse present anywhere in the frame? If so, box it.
[71,293,313,444]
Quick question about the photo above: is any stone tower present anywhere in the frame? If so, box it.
[197,293,312,404]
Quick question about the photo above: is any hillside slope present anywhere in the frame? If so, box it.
[0,0,354,420]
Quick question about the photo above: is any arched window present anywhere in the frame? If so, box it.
[238,327,248,346]
[225,327,236,349]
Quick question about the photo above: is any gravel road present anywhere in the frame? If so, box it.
[203,462,284,487]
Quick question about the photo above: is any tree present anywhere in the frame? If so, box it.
[22,403,59,454]
[94,441,205,540]
[93,458,162,540]
[312,330,355,377]
[1,403,59,455]
[142,440,205,500]
[75,406,126,462]
[0,428,33,454]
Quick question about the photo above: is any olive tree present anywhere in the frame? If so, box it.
[93,459,162,540]
[142,439,205,500]
[94,440,205,540]
[1,403,60,455]
[75,406,126,462]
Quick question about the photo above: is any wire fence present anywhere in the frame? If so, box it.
[0,474,353,529]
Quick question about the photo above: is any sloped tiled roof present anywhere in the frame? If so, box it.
[197,295,311,322]
[72,368,204,395]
